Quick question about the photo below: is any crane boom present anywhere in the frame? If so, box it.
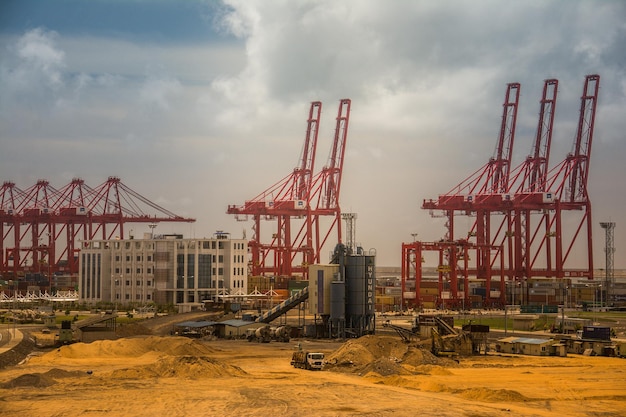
[566,74,600,202]
[488,82,520,194]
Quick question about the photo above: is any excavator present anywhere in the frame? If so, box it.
[430,316,474,357]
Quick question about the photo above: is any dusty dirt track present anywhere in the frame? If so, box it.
[0,333,625,417]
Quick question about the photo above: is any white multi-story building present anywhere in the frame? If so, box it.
[79,233,248,308]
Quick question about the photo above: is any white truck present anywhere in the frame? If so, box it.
[290,351,325,370]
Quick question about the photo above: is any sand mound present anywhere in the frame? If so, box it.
[325,335,450,375]
[43,368,90,379]
[35,336,216,363]
[107,355,247,379]
[457,387,530,403]
[359,357,412,377]
[364,374,451,393]
[2,373,55,388]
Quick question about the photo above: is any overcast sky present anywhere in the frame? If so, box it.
[1,0,625,269]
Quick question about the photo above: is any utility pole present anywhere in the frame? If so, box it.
[600,222,615,306]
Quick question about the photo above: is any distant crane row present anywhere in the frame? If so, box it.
[402,74,600,309]
[0,177,195,279]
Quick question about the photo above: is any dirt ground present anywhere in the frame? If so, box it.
[0,332,625,417]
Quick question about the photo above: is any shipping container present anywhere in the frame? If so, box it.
[419,287,439,296]
[582,326,611,341]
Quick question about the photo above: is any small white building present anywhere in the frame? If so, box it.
[496,336,556,356]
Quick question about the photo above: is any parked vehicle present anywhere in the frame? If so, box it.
[290,351,324,370]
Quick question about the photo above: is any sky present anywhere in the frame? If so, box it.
[0,0,625,269]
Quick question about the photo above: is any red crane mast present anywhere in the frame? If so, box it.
[309,98,352,257]
[509,79,559,284]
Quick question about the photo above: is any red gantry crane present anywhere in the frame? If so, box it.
[0,177,195,287]
[227,99,351,279]
[403,75,600,310]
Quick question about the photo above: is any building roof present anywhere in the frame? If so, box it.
[498,336,552,345]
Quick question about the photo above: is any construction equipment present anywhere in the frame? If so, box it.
[246,325,271,343]
[271,325,291,342]
[430,316,473,357]
[291,351,325,370]
[57,320,74,345]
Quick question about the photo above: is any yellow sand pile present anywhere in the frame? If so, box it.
[2,368,89,388]
[25,336,246,380]
[34,336,216,363]
[108,355,247,379]
[457,387,531,403]
[325,335,452,375]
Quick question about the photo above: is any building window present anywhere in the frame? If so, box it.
[115,268,120,274]
[126,255,131,261]
[147,280,151,286]
[125,294,130,299]
[136,280,141,286]
[125,280,130,286]
[126,268,130,274]
[136,255,141,261]
[136,268,141,273]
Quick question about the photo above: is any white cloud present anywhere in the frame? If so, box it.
[139,73,182,111]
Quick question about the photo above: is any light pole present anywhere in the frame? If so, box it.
[512,282,515,307]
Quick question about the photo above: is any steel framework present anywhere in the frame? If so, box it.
[0,177,195,279]
[227,99,351,279]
